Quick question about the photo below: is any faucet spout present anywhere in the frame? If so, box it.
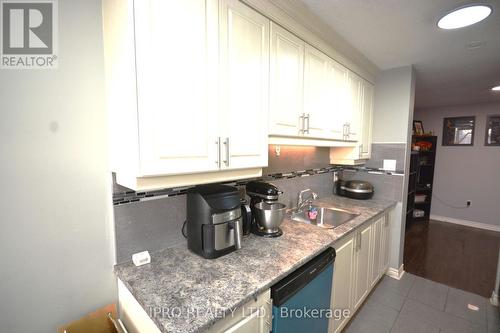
[297,189,318,211]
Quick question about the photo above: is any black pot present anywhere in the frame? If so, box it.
[336,180,374,200]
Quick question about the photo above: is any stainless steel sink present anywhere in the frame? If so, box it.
[290,205,359,229]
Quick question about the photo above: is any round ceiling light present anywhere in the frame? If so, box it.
[492,86,500,91]
[438,5,492,29]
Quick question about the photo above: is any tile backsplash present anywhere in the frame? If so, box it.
[365,143,406,172]
[113,143,407,263]
[113,171,336,263]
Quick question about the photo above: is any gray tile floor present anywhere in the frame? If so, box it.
[346,273,500,333]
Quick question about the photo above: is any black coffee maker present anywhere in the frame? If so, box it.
[245,181,284,237]
[186,184,243,259]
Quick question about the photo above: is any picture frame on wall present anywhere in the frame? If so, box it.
[413,120,424,135]
[485,115,500,146]
[442,116,475,146]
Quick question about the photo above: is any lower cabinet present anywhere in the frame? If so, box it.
[329,234,355,333]
[380,210,392,274]
[369,217,383,288]
[329,209,393,333]
[204,289,272,333]
[352,223,372,310]
[118,278,271,333]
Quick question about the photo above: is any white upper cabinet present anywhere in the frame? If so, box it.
[304,44,332,139]
[134,0,220,176]
[219,0,270,170]
[327,60,350,141]
[269,23,305,137]
[105,0,376,189]
[269,37,366,143]
[360,80,374,159]
[104,0,269,190]
[345,72,363,142]
[329,74,374,164]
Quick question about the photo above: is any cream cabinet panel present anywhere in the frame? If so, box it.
[353,223,372,310]
[328,60,350,140]
[370,217,383,287]
[329,209,394,332]
[134,0,220,176]
[219,0,269,170]
[329,75,373,164]
[330,234,356,333]
[222,310,266,333]
[304,44,332,139]
[380,212,392,274]
[205,290,272,333]
[345,72,362,142]
[360,80,374,159]
[269,23,305,137]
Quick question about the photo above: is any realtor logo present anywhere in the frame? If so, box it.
[1,0,58,68]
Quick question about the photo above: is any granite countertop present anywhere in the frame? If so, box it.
[114,195,396,333]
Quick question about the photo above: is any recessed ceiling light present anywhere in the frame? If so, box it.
[466,41,484,50]
[438,5,492,30]
[492,86,500,91]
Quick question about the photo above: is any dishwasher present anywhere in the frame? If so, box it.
[271,247,336,333]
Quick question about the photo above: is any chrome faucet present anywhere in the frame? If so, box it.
[297,189,318,212]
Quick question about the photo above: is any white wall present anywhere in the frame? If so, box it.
[0,1,116,332]
[373,66,415,144]
[373,66,415,271]
[414,102,500,228]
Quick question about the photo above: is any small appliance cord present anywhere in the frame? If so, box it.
[181,220,187,238]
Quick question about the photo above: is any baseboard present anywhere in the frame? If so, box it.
[386,264,404,280]
[430,215,500,232]
[491,291,499,306]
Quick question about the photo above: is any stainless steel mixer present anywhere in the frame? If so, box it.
[246,181,286,237]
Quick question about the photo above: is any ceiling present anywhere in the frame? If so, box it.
[299,0,500,109]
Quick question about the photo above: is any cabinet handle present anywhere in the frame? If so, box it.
[304,113,310,134]
[223,137,230,167]
[216,138,221,166]
[347,123,357,137]
[359,144,363,158]
[299,114,305,135]
[357,232,362,251]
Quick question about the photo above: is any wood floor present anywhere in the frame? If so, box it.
[404,219,500,298]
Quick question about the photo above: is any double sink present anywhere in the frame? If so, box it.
[290,204,359,229]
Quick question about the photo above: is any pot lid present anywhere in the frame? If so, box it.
[344,180,374,191]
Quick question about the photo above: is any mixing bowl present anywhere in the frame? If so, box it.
[253,202,286,232]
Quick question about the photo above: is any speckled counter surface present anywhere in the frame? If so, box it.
[114,196,396,333]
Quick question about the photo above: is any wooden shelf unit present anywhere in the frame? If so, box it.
[406,135,437,225]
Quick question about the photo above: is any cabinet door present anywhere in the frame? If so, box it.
[345,72,362,142]
[381,212,392,273]
[134,0,220,176]
[205,290,272,333]
[360,81,374,159]
[219,0,269,170]
[353,224,372,310]
[269,23,304,137]
[328,60,350,140]
[370,218,383,287]
[304,44,332,139]
[330,235,355,333]
[223,307,268,333]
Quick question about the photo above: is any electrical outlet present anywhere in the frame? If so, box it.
[467,200,471,207]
